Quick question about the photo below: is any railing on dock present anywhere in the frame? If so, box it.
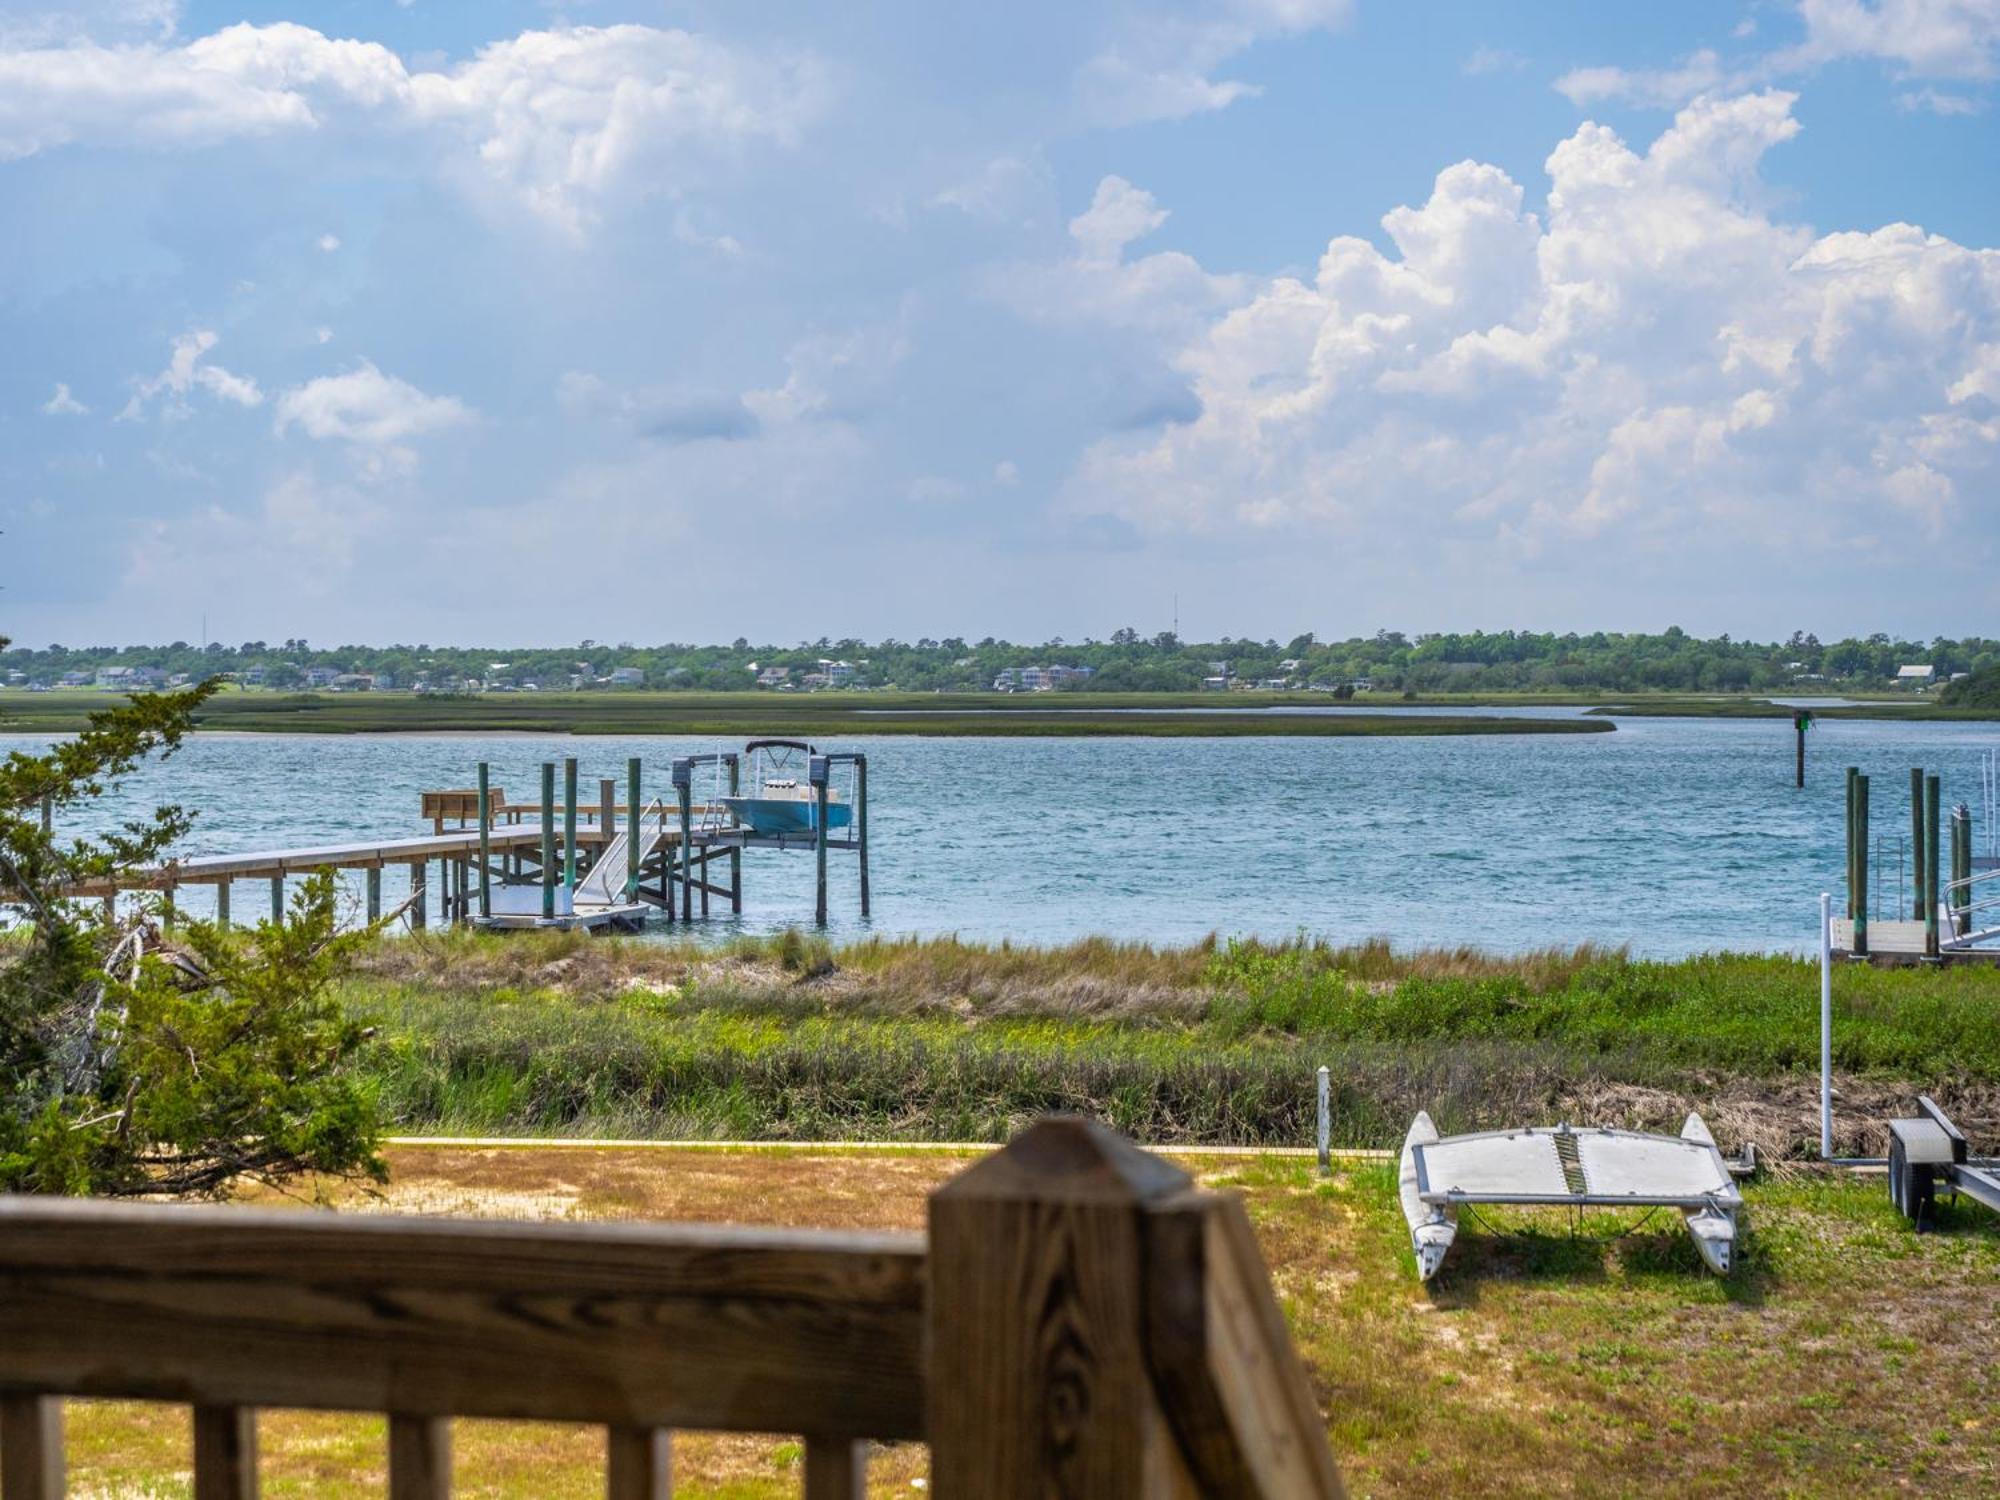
[0,1118,1342,1498]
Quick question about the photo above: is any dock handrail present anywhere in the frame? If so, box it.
[573,798,668,910]
[0,1117,1342,1497]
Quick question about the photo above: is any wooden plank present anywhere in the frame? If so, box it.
[927,1118,1199,1498]
[388,1415,450,1500]
[0,1198,926,1439]
[193,1404,259,1500]
[605,1426,671,1500]
[0,1394,63,1500]
[1144,1196,1345,1499]
[802,1436,867,1500]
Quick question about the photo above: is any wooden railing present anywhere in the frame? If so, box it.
[0,1118,1342,1498]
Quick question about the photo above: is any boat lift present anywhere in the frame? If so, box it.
[1886,1097,2000,1230]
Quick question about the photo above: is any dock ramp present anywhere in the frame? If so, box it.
[573,803,669,911]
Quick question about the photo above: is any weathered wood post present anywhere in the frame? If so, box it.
[1793,711,1808,788]
[271,875,286,927]
[1924,773,1941,957]
[38,795,51,834]
[599,777,616,878]
[1845,766,1858,920]
[727,755,743,915]
[1854,774,1869,956]
[0,1392,64,1498]
[365,867,381,924]
[563,756,579,892]
[1911,767,1926,919]
[673,760,694,922]
[812,754,830,927]
[214,881,230,931]
[478,764,492,921]
[193,1403,257,1500]
[626,757,642,900]
[409,862,426,930]
[1950,803,1971,937]
[540,762,556,921]
[855,754,870,919]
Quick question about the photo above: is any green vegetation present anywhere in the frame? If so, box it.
[5,624,1995,696]
[0,665,382,1196]
[342,931,2000,1154]
[0,688,1617,736]
[1943,663,2000,709]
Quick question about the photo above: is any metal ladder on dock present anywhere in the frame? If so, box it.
[573,800,667,910]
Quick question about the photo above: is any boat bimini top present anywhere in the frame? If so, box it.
[1399,1112,1745,1281]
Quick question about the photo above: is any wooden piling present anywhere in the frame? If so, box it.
[625,758,641,900]
[1924,774,1940,957]
[1844,767,1858,920]
[478,764,492,921]
[563,757,579,892]
[727,757,743,914]
[540,763,556,921]
[677,773,694,923]
[215,881,230,930]
[366,867,381,923]
[856,755,870,920]
[599,778,616,875]
[1911,767,1926,919]
[1793,712,1807,788]
[814,762,830,928]
[1854,774,1869,955]
[1950,803,1970,937]
[409,863,425,930]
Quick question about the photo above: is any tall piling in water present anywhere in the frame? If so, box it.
[1854,774,1870,955]
[540,762,556,921]
[1911,768,1926,919]
[1924,774,1941,957]
[477,762,492,921]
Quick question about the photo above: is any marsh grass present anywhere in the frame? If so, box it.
[342,931,2000,1154]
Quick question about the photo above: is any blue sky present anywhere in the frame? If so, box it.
[3,0,1998,647]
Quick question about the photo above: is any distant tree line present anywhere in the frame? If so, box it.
[4,628,1996,695]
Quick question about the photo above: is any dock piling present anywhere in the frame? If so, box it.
[215,881,230,930]
[598,779,615,877]
[856,755,871,920]
[1911,768,1926,919]
[410,862,425,930]
[812,755,830,928]
[674,762,694,923]
[1845,767,1858,920]
[727,757,743,915]
[1951,803,1971,937]
[563,758,579,892]
[540,763,556,921]
[1924,774,1940,957]
[365,868,380,924]
[271,875,285,927]
[39,795,51,834]
[478,764,492,921]
[625,758,641,900]
[1854,774,1870,955]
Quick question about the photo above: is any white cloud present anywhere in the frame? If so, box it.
[317,231,340,251]
[1462,45,1528,77]
[1074,0,1352,126]
[40,382,88,415]
[1782,0,2000,79]
[0,21,828,233]
[1897,84,1986,110]
[933,154,1054,223]
[275,359,471,474]
[994,459,1021,485]
[1056,92,2000,566]
[1069,175,1170,263]
[118,329,262,420]
[1555,49,1729,108]
[314,325,333,344]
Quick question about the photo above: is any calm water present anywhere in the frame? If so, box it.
[7,716,1996,955]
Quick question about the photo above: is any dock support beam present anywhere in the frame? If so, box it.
[674,764,694,923]
[540,762,556,921]
[1911,767,1926,919]
[599,779,616,877]
[812,755,830,928]
[563,757,578,893]
[1924,773,1940,957]
[728,758,743,914]
[626,758,641,900]
[478,764,492,921]
[1854,773,1869,955]
[1950,803,1971,938]
[365,868,380,924]
[271,875,285,926]
[409,863,425,930]
[1844,767,1858,920]
[215,881,230,931]
[856,755,870,920]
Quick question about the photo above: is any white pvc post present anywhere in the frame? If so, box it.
[1316,1065,1331,1175]
[1820,891,1833,1160]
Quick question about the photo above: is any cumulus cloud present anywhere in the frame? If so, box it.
[316,231,340,251]
[1074,0,1352,126]
[40,382,88,415]
[0,21,828,233]
[275,360,470,474]
[119,329,261,420]
[1058,92,2000,568]
[1555,49,1729,108]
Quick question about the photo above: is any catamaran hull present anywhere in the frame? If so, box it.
[1399,1110,1458,1281]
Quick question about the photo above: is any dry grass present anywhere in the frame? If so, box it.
[60,1144,2000,1497]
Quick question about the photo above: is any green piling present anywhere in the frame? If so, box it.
[541,762,556,920]
[478,763,492,920]
[215,881,230,931]
[626,757,641,900]
[1854,774,1870,955]
[1844,767,1858,920]
[727,755,743,914]
[1924,774,1940,957]
[563,757,578,891]
[1910,768,1925,919]
[856,755,870,919]
[366,867,380,923]
[814,769,830,928]
[1950,804,1970,938]
[271,875,285,926]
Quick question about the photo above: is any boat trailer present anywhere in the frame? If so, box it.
[1399,1112,1751,1280]
[1886,1096,2000,1230]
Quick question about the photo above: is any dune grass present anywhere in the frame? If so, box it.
[341,931,2000,1156]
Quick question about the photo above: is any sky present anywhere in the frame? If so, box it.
[2,0,1998,648]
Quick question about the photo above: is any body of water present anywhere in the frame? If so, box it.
[8,715,1997,955]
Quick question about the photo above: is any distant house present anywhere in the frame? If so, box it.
[1201,676,1229,691]
[1896,665,1936,687]
[241,666,267,686]
[607,666,645,687]
[303,666,339,689]
[59,671,93,688]
[1256,678,1290,691]
[96,666,166,690]
[756,666,792,687]
[819,659,854,688]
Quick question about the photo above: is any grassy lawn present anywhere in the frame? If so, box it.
[59,1143,2000,1497]
[343,932,2000,1156]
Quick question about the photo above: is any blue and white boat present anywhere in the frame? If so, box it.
[721,739,853,836]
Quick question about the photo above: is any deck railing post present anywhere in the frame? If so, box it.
[540,762,556,922]
[927,1118,1199,1495]
[626,757,642,900]
[192,1403,258,1500]
[563,756,579,892]
[0,1393,64,1499]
